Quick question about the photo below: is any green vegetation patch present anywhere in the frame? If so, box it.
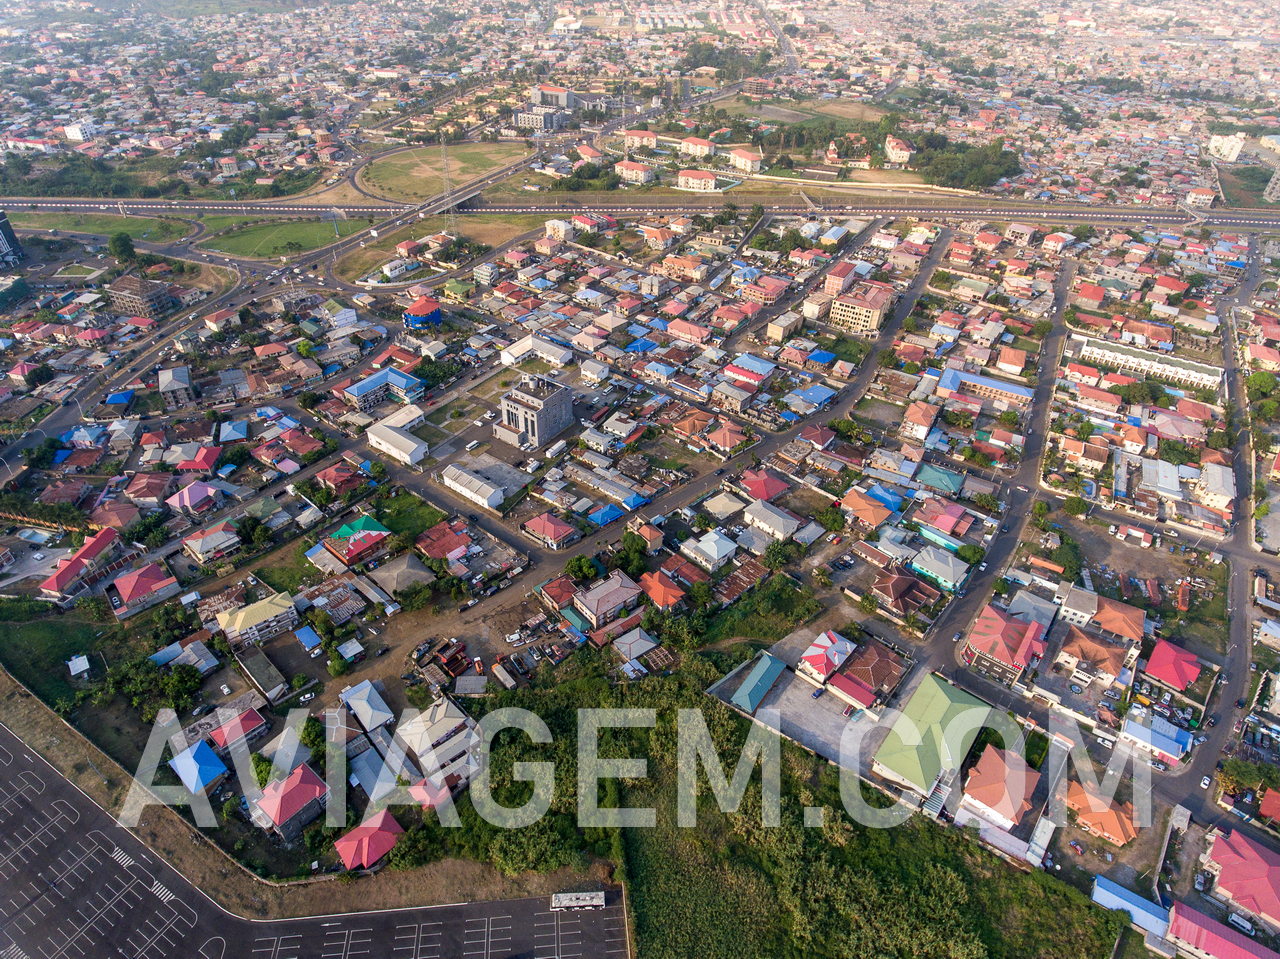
[200,218,372,258]
[10,212,190,242]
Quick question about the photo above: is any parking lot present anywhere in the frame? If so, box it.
[0,723,631,959]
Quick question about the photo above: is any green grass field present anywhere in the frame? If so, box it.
[357,142,528,201]
[376,492,447,538]
[9,212,190,242]
[0,610,103,706]
[200,217,374,258]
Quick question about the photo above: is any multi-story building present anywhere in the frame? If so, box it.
[679,136,715,158]
[622,130,658,151]
[0,211,26,265]
[615,160,655,184]
[343,367,425,411]
[515,107,564,132]
[677,169,718,192]
[728,148,762,173]
[492,375,574,449]
[531,83,575,109]
[107,274,174,319]
[828,281,894,334]
[1070,334,1223,392]
[216,591,299,646]
[157,366,195,409]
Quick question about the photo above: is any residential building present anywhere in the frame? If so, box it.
[828,281,894,334]
[1066,780,1137,846]
[615,160,655,184]
[168,741,228,795]
[157,367,195,409]
[217,591,299,645]
[963,604,1047,686]
[872,674,990,798]
[107,562,180,619]
[1202,829,1280,930]
[492,375,574,449]
[521,512,580,550]
[334,810,404,871]
[677,169,718,192]
[796,630,855,688]
[728,148,762,173]
[961,745,1039,831]
[681,529,737,571]
[1167,903,1280,959]
[679,136,715,158]
[237,645,289,702]
[322,516,391,567]
[343,367,425,411]
[573,570,643,629]
[182,520,241,565]
[253,764,328,841]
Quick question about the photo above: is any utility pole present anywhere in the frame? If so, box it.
[439,132,458,234]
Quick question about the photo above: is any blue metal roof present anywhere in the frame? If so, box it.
[295,625,323,651]
[168,741,227,794]
[730,652,786,714]
[1091,877,1169,937]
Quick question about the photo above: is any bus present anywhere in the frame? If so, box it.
[550,892,606,911]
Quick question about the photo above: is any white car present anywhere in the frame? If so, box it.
[219,684,232,696]
[32,552,44,561]
[299,693,315,703]
[1200,776,1212,790]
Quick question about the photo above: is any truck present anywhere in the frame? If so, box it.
[545,439,567,459]
[491,663,517,690]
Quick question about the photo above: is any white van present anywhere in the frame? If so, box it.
[465,440,480,452]
[1228,914,1254,936]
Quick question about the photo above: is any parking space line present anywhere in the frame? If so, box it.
[0,743,12,766]
[251,935,301,959]
[392,922,442,959]
[0,800,77,878]
[320,927,372,959]
[0,771,43,822]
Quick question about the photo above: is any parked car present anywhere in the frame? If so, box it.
[299,693,315,703]
[310,647,324,659]
[811,686,825,699]
[219,684,232,696]
[1201,776,1212,790]
[375,645,390,657]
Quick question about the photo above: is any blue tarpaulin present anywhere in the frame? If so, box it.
[624,338,656,353]
[295,626,323,651]
[104,390,134,405]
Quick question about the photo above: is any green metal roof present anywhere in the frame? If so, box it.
[730,652,787,715]
[873,673,990,794]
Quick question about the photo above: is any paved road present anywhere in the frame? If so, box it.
[0,724,628,959]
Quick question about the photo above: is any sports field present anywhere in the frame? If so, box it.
[719,95,887,124]
[200,217,373,257]
[357,142,528,201]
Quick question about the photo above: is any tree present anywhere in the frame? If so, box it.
[997,410,1019,429]
[1063,496,1088,516]
[299,716,326,753]
[974,493,1000,513]
[814,507,845,532]
[327,654,350,677]
[687,580,714,611]
[858,593,878,614]
[107,231,136,261]
[762,540,792,571]
[956,544,985,565]
[565,555,596,581]
[251,752,273,788]
[1031,320,1052,338]
[1032,500,1050,519]
[1247,371,1278,401]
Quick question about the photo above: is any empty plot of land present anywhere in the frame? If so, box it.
[721,95,887,124]
[335,213,546,281]
[200,217,374,257]
[357,143,528,201]
[10,212,191,242]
